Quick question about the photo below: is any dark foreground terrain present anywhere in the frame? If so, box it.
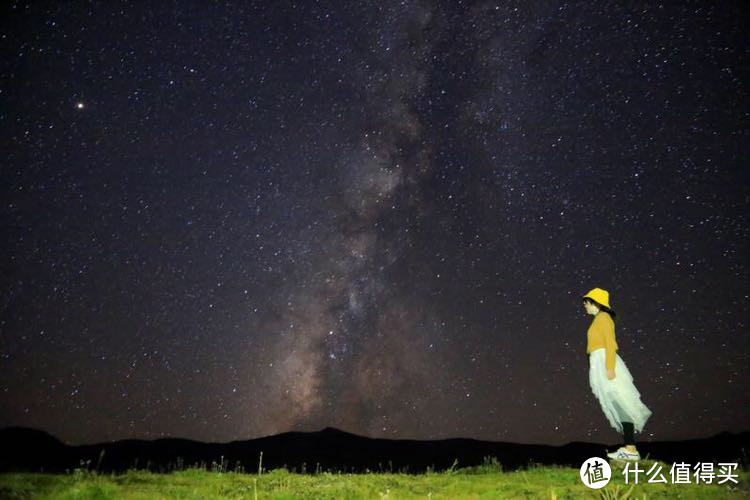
[1,426,748,475]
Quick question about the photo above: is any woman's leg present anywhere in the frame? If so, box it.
[621,421,636,450]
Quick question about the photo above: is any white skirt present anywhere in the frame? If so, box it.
[589,348,652,434]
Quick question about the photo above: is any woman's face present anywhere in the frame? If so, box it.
[583,300,599,315]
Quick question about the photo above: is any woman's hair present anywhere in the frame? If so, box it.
[583,298,617,322]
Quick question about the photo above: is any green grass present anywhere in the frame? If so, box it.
[0,458,747,499]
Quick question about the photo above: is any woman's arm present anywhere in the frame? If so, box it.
[601,315,617,377]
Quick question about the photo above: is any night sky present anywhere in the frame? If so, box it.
[1,1,748,447]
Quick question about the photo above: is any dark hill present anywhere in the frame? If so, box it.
[0,426,747,474]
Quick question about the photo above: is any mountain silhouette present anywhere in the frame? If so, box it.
[1,426,748,474]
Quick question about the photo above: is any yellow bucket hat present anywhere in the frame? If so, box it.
[582,288,611,309]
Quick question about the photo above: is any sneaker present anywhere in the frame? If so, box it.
[607,447,640,461]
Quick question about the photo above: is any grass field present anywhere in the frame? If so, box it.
[0,458,747,499]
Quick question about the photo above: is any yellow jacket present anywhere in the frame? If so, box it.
[586,312,618,371]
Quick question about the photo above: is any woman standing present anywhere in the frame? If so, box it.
[582,288,652,461]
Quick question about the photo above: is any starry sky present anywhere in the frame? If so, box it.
[1,1,748,447]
